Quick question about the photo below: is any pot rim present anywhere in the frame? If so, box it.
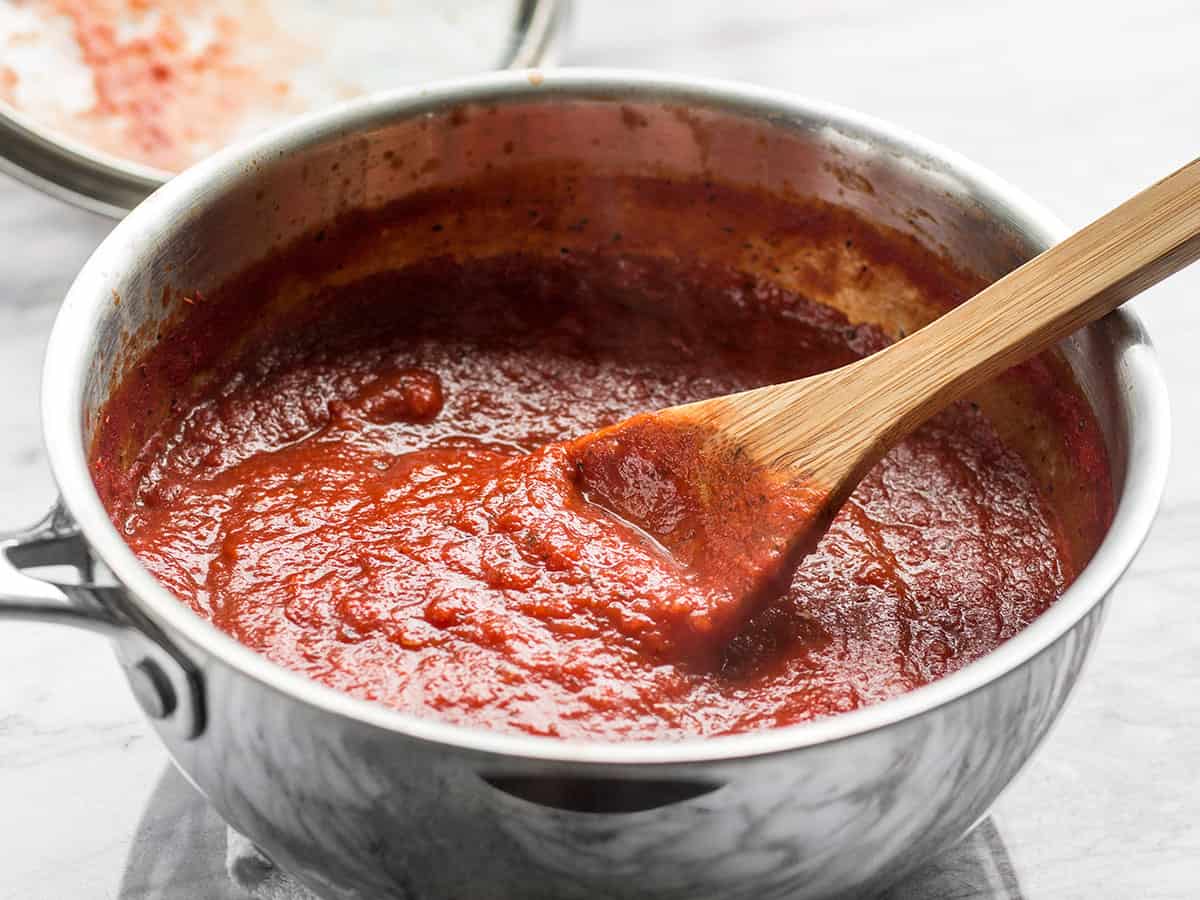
[42,68,1171,766]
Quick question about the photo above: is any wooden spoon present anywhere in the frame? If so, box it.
[573,157,1200,655]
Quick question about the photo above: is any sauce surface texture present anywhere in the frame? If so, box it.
[94,251,1098,740]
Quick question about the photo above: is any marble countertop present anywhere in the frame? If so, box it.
[1,2,1197,897]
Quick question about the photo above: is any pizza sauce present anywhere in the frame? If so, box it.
[90,190,1112,741]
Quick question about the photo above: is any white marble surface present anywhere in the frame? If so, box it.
[1,1,1198,897]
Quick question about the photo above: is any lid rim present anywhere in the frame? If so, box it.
[0,99,163,217]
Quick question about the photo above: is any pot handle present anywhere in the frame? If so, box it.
[483,774,724,813]
[0,503,205,739]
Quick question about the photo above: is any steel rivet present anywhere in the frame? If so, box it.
[128,658,177,719]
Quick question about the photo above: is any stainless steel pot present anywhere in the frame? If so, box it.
[0,71,1169,899]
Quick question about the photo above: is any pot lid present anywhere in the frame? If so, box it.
[0,0,566,218]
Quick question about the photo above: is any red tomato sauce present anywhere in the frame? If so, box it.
[93,250,1099,740]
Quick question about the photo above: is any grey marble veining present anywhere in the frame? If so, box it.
[1,2,1198,898]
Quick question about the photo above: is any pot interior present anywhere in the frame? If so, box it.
[77,87,1129,741]
[86,92,1116,565]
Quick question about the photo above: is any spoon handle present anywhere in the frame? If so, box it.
[676,156,1200,504]
[696,156,1200,495]
[855,156,1200,445]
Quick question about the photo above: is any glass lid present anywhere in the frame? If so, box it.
[0,0,565,216]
